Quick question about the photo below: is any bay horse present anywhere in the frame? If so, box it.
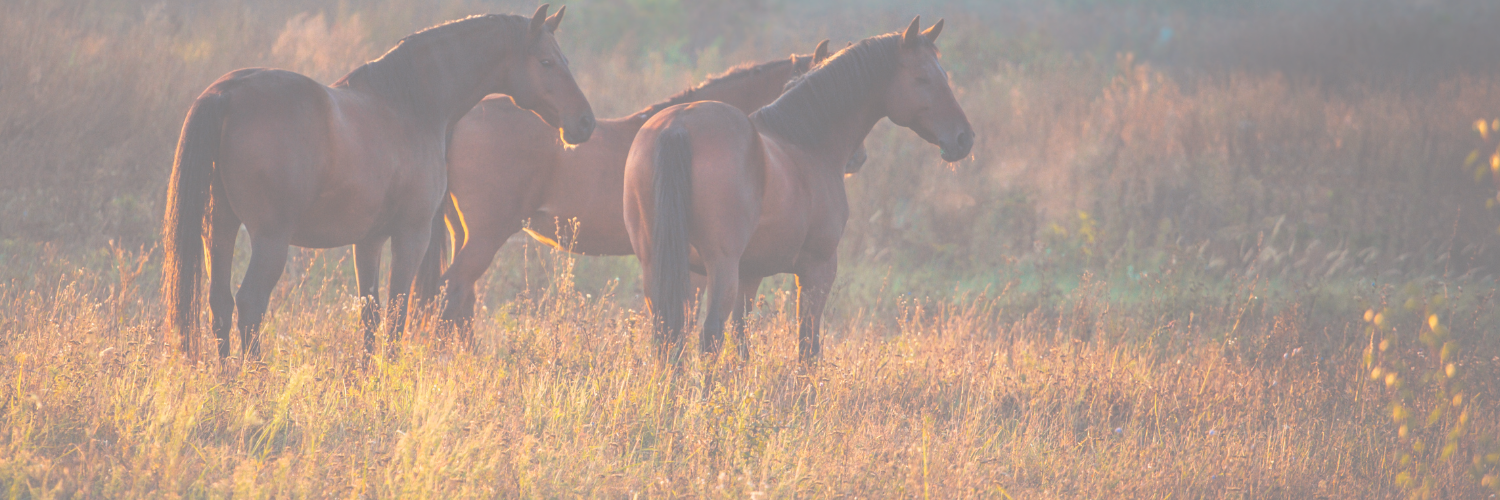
[163,5,594,360]
[624,17,974,364]
[424,40,857,330]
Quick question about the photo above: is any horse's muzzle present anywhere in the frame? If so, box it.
[940,129,974,162]
[562,113,595,145]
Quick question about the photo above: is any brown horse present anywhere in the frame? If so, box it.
[425,40,851,328]
[624,17,973,364]
[163,5,594,360]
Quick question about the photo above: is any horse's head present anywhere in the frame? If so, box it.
[501,4,595,145]
[884,17,973,163]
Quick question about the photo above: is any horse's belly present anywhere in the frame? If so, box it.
[739,207,843,277]
[738,226,806,277]
[285,177,399,247]
[533,207,634,255]
[289,201,383,248]
[736,251,798,277]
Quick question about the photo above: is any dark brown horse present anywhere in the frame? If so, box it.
[425,40,850,328]
[625,17,973,364]
[163,6,594,360]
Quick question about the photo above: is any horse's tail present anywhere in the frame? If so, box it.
[649,126,694,358]
[414,193,458,304]
[163,93,228,359]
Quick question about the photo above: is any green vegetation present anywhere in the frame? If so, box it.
[3,0,1500,496]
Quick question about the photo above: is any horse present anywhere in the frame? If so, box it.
[624,17,973,364]
[162,5,595,361]
[424,39,859,332]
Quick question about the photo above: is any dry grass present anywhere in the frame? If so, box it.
[3,249,1500,497]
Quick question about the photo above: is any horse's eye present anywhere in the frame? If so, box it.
[540,59,554,67]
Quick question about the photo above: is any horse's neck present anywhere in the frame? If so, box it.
[756,101,883,175]
[338,48,496,132]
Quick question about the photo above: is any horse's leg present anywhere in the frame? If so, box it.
[699,256,741,360]
[207,178,241,359]
[385,226,432,350]
[732,275,763,361]
[353,239,385,354]
[794,256,838,364]
[234,234,289,360]
[689,272,708,308]
[440,218,522,341]
[413,207,447,307]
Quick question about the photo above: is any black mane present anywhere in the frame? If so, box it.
[753,33,916,150]
[633,58,796,119]
[334,14,528,105]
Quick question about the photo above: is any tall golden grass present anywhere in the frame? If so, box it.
[6,0,1500,496]
[3,246,1498,497]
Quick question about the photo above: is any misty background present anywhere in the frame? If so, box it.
[4,0,1500,307]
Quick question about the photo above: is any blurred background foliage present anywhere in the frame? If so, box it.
[4,0,1500,308]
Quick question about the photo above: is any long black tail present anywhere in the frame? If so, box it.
[415,193,461,304]
[649,126,694,359]
[163,93,228,359]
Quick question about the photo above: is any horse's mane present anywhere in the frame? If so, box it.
[334,14,528,104]
[632,58,797,119]
[753,33,920,150]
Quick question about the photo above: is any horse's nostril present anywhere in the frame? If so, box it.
[939,130,974,162]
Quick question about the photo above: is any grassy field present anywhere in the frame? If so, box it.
[7,0,1500,497]
[4,250,1500,497]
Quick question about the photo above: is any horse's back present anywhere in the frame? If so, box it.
[629,101,759,179]
[626,101,759,200]
[211,69,331,144]
[626,101,763,261]
[210,68,421,247]
[208,69,332,230]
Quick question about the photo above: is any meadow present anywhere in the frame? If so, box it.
[4,0,1500,497]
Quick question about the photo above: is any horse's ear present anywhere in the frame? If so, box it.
[922,19,944,43]
[901,16,921,47]
[544,5,565,33]
[529,4,550,39]
[813,39,830,65]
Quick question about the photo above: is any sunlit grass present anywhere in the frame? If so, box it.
[3,248,1498,497]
